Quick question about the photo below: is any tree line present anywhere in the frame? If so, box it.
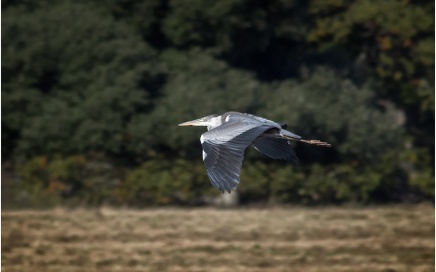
[2,0,434,207]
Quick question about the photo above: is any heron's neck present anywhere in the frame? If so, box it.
[207,116,223,130]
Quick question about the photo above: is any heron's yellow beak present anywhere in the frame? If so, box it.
[178,120,199,126]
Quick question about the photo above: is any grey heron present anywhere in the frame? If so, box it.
[179,112,330,193]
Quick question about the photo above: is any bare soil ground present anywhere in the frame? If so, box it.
[2,205,434,272]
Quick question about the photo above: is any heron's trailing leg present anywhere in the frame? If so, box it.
[299,139,331,147]
[280,134,331,147]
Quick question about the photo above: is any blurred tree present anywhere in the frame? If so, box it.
[105,0,168,48]
[308,0,434,149]
[260,67,403,163]
[2,1,158,158]
[162,0,310,80]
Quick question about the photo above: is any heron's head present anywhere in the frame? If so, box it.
[178,114,220,127]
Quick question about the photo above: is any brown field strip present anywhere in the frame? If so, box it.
[2,205,434,272]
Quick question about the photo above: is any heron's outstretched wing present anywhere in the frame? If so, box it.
[201,121,271,193]
[252,137,299,165]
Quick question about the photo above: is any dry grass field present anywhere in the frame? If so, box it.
[2,205,434,272]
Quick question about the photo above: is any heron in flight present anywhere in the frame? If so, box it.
[179,112,330,193]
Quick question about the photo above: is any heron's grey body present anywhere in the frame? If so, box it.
[179,112,330,193]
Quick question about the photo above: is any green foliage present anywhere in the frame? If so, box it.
[2,1,157,157]
[13,155,123,207]
[13,155,216,207]
[238,161,384,205]
[121,158,213,206]
[158,0,310,79]
[260,67,403,161]
[308,0,434,84]
[307,0,434,149]
[11,149,433,207]
[398,148,435,199]
[13,157,61,207]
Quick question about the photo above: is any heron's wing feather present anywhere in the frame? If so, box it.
[201,121,271,193]
[252,138,299,165]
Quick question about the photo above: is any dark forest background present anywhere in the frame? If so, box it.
[2,0,434,207]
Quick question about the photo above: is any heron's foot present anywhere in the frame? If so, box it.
[300,139,331,147]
